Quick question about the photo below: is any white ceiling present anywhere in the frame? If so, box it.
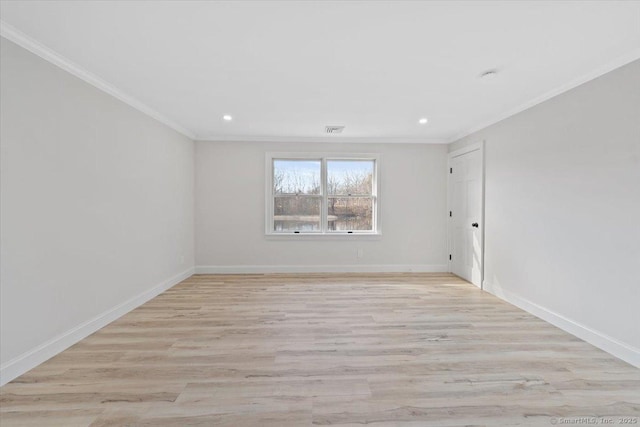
[1,1,639,143]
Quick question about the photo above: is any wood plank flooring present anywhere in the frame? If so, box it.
[1,273,639,426]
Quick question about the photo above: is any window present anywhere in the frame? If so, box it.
[266,153,379,235]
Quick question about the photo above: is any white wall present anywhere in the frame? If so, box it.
[0,38,195,384]
[196,141,448,272]
[450,59,640,367]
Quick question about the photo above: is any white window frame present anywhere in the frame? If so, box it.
[265,152,381,239]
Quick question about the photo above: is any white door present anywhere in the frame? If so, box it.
[450,148,483,287]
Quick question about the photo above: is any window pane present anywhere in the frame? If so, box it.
[274,160,321,195]
[327,197,373,231]
[274,196,321,232]
[327,160,374,195]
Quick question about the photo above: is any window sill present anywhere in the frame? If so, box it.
[265,233,382,241]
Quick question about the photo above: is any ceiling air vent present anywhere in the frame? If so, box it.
[325,125,345,134]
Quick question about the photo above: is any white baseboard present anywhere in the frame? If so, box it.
[483,280,640,368]
[0,267,195,386]
[195,264,449,274]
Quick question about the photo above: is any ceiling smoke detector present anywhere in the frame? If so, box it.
[325,125,345,134]
[479,69,499,80]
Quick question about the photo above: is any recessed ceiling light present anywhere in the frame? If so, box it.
[418,118,428,124]
[223,115,233,121]
[479,69,498,80]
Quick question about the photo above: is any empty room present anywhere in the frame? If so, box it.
[1,1,639,425]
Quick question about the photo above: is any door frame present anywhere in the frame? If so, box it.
[446,141,486,289]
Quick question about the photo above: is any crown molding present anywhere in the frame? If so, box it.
[0,20,196,140]
[196,135,448,144]
[446,47,640,144]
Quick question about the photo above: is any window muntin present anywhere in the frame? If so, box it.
[268,155,378,235]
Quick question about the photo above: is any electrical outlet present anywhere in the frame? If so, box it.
[357,248,364,259]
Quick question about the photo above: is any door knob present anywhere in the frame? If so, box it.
[472,222,479,228]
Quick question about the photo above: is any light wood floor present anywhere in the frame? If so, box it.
[1,273,639,426]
